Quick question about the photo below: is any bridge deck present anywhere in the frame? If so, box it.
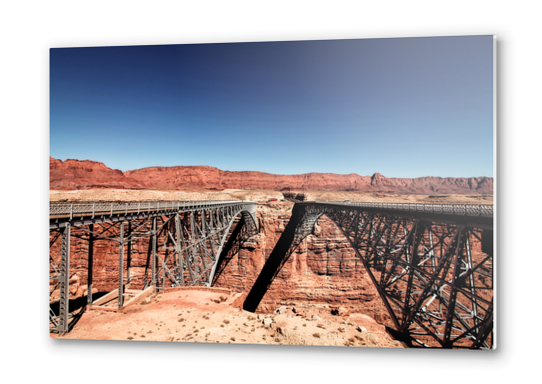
[50,200,257,228]
[299,201,493,229]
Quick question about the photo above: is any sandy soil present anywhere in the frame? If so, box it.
[53,288,402,348]
[50,188,493,205]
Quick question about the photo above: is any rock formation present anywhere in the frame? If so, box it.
[50,157,144,190]
[211,208,392,324]
[50,157,493,194]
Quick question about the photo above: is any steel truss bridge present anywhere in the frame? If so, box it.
[49,200,258,334]
[243,201,494,349]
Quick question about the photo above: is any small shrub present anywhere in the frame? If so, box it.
[313,333,321,338]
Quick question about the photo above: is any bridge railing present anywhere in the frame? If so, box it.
[309,201,493,217]
[50,200,255,218]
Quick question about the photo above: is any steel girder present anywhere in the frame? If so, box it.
[49,225,70,333]
[300,203,494,349]
[49,201,258,334]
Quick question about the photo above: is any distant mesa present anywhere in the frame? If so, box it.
[49,157,493,194]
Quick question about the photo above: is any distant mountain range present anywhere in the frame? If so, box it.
[49,157,493,194]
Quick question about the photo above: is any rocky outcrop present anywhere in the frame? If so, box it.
[282,192,307,201]
[50,157,493,194]
[50,157,144,190]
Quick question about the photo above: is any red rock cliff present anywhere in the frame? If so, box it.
[50,157,493,194]
[211,207,392,323]
[50,157,144,190]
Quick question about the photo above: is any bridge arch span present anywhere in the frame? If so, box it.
[49,200,258,333]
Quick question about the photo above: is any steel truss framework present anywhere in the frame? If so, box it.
[245,202,494,349]
[50,201,258,334]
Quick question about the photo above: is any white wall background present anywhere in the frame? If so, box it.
[0,1,538,382]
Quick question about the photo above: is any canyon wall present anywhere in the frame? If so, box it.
[212,207,392,324]
[50,158,144,190]
[50,157,493,194]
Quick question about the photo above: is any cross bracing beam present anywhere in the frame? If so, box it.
[243,201,493,349]
[49,200,258,333]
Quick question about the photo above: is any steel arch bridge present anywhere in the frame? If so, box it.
[49,200,258,334]
[243,201,494,349]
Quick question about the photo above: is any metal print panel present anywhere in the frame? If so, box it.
[49,35,495,349]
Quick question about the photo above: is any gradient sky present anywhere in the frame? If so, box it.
[50,35,494,178]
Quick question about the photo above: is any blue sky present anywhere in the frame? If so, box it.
[50,36,494,178]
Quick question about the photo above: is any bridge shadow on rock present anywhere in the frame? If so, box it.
[212,217,251,285]
[50,292,109,332]
[243,204,313,312]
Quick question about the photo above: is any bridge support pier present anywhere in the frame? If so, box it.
[52,224,71,334]
[87,224,93,307]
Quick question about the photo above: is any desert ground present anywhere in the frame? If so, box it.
[53,287,403,348]
[50,188,493,205]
